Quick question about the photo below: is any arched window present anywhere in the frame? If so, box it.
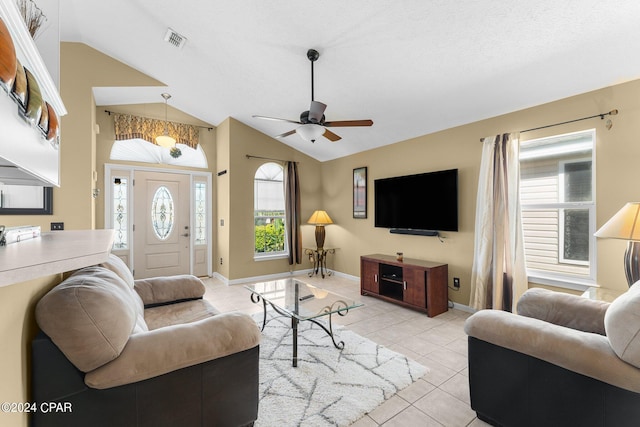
[254,162,287,258]
[110,139,208,168]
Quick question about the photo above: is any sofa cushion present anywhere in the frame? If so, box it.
[98,254,146,328]
[134,275,206,307]
[144,299,221,330]
[605,282,640,368]
[99,254,135,288]
[518,288,609,335]
[35,266,144,372]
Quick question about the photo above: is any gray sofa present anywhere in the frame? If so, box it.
[31,254,261,427]
[464,285,640,427]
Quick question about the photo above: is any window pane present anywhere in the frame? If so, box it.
[113,178,128,249]
[521,207,591,276]
[255,179,284,211]
[254,216,285,253]
[563,209,589,262]
[520,130,595,281]
[254,162,287,255]
[563,161,591,202]
[194,182,207,245]
[151,186,174,240]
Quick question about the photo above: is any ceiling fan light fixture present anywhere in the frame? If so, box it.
[253,48,372,144]
[297,124,324,142]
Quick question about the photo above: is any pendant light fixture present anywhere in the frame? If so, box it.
[155,93,176,148]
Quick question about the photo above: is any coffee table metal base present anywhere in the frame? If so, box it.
[249,292,349,367]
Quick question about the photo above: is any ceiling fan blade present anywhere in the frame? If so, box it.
[324,119,373,127]
[323,129,341,142]
[252,115,302,125]
[275,129,297,139]
[323,119,372,128]
[308,101,327,123]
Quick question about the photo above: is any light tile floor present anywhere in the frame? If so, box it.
[202,273,491,427]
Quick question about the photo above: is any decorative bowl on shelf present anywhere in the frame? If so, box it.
[12,59,27,108]
[45,102,59,147]
[24,68,42,124]
[0,17,17,93]
[38,98,48,133]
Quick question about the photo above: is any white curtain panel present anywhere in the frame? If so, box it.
[470,133,528,311]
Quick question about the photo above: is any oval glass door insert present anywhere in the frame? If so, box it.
[151,186,174,240]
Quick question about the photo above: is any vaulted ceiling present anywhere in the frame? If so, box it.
[60,0,640,161]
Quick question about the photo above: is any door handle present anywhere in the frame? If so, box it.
[181,233,190,237]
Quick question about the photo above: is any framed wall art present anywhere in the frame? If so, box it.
[353,166,367,219]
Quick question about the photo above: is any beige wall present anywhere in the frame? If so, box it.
[221,117,322,280]
[323,78,640,305]
[216,118,231,278]
[0,275,61,427]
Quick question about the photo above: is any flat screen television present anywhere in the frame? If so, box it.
[374,168,458,233]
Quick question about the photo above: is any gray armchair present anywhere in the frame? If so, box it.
[32,255,260,427]
[464,285,640,427]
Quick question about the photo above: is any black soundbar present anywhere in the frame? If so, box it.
[390,229,440,237]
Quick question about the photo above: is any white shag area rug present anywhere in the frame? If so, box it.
[254,313,427,427]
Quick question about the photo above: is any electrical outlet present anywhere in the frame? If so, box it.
[51,222,64,231]
[453,277,460,289]
[220,257,223,265]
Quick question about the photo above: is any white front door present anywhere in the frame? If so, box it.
[133,171,190,278]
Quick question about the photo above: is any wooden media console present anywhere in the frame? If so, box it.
[360,254,448,317]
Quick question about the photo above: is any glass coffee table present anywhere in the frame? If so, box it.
[245,278,363,367]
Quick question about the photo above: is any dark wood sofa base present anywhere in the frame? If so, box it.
[468,336,640,427]
[31,331,259,427]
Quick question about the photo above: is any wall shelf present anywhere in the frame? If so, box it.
[0,229,114,287]
[0,0,66,186]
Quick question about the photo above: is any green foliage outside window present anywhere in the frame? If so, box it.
[255,214,285,253]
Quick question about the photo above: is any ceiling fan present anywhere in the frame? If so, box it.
[253,49,373,143]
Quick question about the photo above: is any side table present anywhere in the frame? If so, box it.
[581,287,625,302]
[304,248,335,278]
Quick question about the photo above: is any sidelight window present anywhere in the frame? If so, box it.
[112,177,128,249]
[194,181,207,245]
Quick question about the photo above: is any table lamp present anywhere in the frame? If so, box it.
[595,202,640,287]
[308,210,333,251]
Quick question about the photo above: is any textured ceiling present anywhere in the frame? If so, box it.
[60,0,640,162]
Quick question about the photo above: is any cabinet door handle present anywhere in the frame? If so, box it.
[403,281,407,290]
[374,274,378,283]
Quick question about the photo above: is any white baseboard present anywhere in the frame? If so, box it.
[450,301,475,313]
[212,269,314,286]
[212,268,361,286]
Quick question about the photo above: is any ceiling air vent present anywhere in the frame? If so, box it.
[164,28,187,49]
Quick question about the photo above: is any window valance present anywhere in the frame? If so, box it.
[113,113,199,149]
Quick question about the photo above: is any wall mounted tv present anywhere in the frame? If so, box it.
[374,168,458,235]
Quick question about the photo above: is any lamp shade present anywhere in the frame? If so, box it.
[297,124,324,142]
[308,210,333,225]
[155,134,176,148]
[595,202,640,241]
